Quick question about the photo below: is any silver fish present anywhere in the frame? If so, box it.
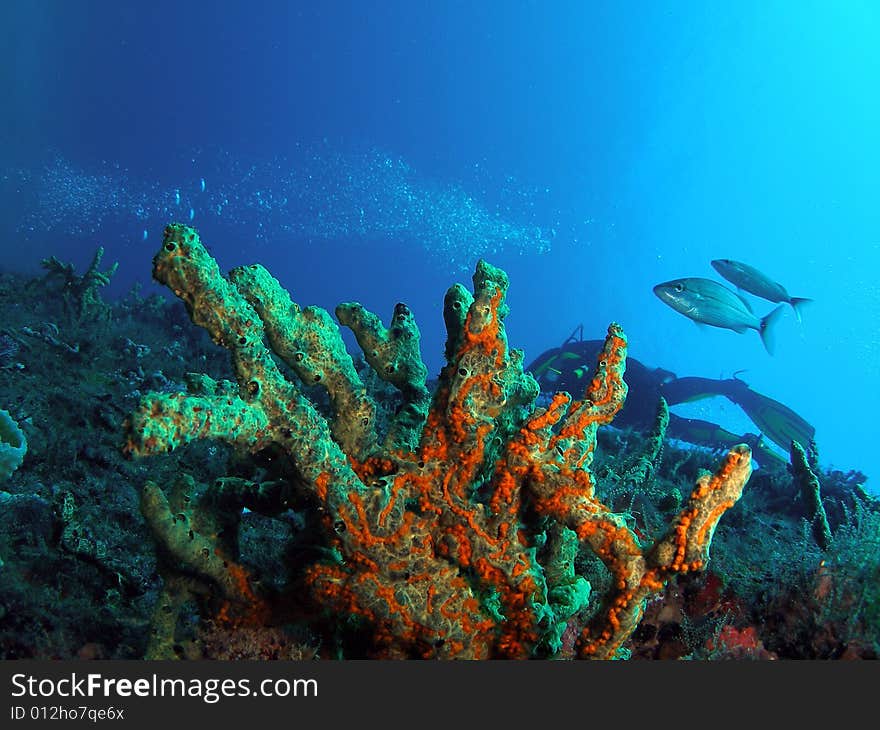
[711,259,811,322]
[653,277,786,354]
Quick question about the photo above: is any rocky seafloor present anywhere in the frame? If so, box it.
[0,251,877,660]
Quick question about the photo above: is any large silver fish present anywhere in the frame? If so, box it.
[653,277,786,354]
[711,259,811,322]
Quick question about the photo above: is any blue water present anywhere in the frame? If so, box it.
[2,1,877,488]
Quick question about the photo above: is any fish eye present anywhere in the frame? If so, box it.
[674,283,684,293]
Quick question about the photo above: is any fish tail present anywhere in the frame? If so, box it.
[789,297,812,324]
[759,305,786,355]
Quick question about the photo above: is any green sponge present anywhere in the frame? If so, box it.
[0,409,26,482]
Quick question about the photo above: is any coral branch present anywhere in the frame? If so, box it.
[336,300,431,452]
[40,246,118,325]
[791,439,832,551]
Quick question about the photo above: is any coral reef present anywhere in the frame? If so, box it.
[39,246,118,326]
[0,408,27,482]
[123,224,752,659]
[0,229,874,660]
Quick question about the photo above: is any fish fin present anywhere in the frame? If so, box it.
[758,305,786,355]
[789,297,813,324]
[736,292,754,313]
[730,324,749,334]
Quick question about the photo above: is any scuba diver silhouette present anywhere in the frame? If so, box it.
[526,325,815,467]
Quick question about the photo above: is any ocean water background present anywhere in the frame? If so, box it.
[1,1,877,488]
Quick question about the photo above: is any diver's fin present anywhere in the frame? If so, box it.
[667,413,743,447]
[758,304,786,355]
[789,297,812,324]
[731,386,816,455]
[661,375,749,407]
[742,432,787,467]
[667,416,788,467]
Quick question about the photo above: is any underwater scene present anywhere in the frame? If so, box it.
[0,1,878,661]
